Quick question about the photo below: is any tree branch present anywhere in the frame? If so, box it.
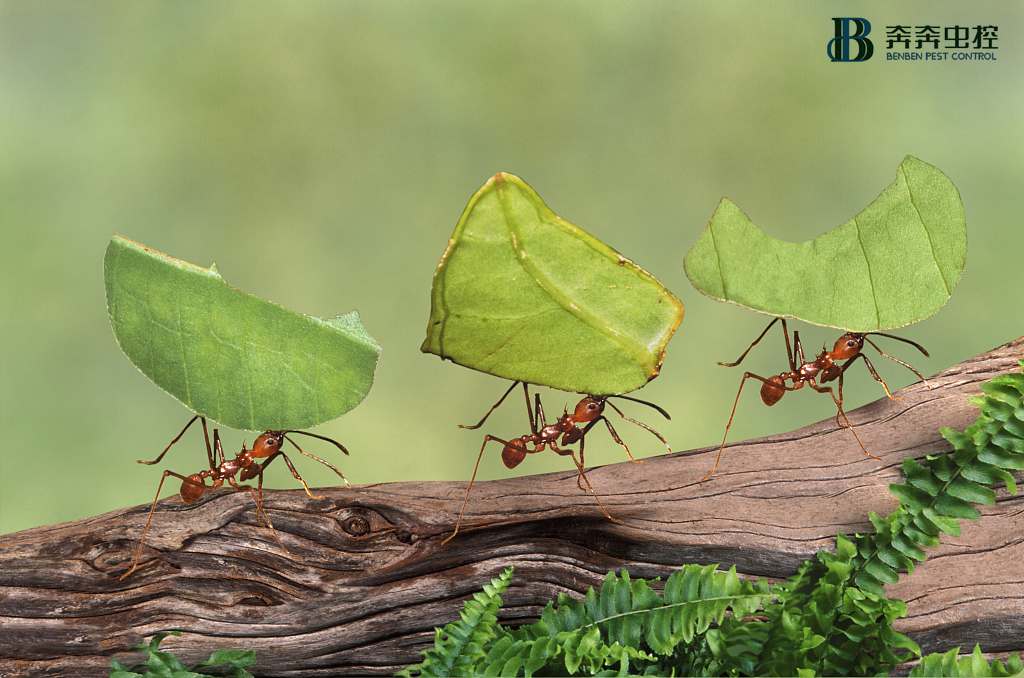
[1,337,1021,677]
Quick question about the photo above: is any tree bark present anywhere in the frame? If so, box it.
[2,337,1022,677]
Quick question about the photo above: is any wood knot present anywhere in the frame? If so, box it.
[340,515,371,536]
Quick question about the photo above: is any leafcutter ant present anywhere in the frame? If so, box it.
[121,415,350,579]
[701,317,929,482]
[444,381,671,543]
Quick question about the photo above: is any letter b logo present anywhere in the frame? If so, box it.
[828,18,874,62]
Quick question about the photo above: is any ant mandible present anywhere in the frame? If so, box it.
[121,415,350,579]
[444,381,671,544]
[701,317,930,483]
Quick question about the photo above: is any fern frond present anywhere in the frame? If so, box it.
[398,566,514,677]
[576,565,771,655]
[852,362,1024,597]
[910,644,1024,677]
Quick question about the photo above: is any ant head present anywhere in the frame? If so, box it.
[252,431,287,458]
[832,333,865,360]
[573,396,606,423]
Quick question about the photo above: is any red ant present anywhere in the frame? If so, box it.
[701,317,930,482]
[444,381,671,544]
[121,415,350,579]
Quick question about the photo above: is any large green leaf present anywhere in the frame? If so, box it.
[421,172,684,395]
[684,156,966,331]
[104,234,380,431]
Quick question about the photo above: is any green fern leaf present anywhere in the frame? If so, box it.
[890,531,928,562]
[960,459,1016,487]
[922,506,964,535]
[903,460,945,497]
[911,644,1024,677]
[993,430,1024,454]
[933,493,981,520]
[946,475,996,504]
[398,567,514,677]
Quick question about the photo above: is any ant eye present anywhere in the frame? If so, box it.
[847,340,857,349]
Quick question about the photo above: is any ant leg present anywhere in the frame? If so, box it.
[586,415,639,464]
[443,435,508,545]
[459,381,524,430]
[228,474,297,558]
[212,427,227,468]
[605,400,671,455]
[565,449,622,524]
[861,336,931,392]
[835,371,848,428]
[550,430,590,491]
[262,450,328,499]
[809,381,881,462]
[702,375,750,483]
[826,372,872,444]
[719,318,781,367]
[281,437,350,490]
[121,469,204,580]
[782,320,798,373]
[861,354,901,400]
[138,416,203,466]
[577,434,587,489]
[199,419,217,470]
[792,326,808,369]
[243,469,269,528]
[835,352,896,402]
[533,391,549,431]
[702,372,800,483]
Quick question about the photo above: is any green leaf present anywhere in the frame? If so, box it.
[200,649,257,673]
[946,476,996,505]
[105,235,381,431]
[684,156,966,331]
[863,558,899,585]
[891,482,933,510]
[421,172,684,395]
[922,506,964,535]
[933,493,981,521]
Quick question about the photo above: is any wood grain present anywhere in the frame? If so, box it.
[1,337,1021,677]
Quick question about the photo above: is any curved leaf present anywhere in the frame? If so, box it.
[684,156,966,331]
[104,234,380,431]
[421,172,684,395]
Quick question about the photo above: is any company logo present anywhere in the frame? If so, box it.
[827,18,999,63]
[828,18,874,62]
[885,24,999,61]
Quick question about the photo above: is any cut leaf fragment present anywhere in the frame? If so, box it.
[684,156,966,331]
[422,173,684,395]
[105,234,380,431]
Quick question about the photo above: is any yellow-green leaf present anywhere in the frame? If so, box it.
[421,173,684,395]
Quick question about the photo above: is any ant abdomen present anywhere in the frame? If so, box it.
[179,474,205,504]
[501,439,529,469]
[760,376,786,406]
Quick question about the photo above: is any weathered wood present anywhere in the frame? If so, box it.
[1,338,1022,677]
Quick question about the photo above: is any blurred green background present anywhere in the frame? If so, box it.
[2,1,1021,535]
